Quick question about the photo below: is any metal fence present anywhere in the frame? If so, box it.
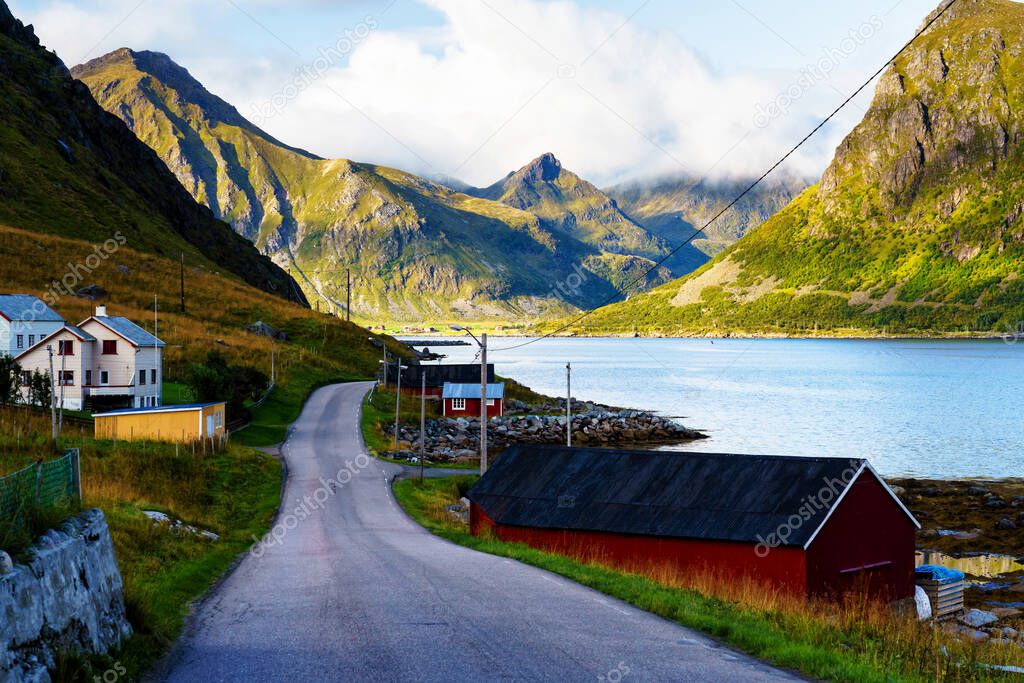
[0,449,81,542]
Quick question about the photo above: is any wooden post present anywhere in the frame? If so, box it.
[419,372,426,483]
[71,448,82,503]
[480,333,488,475]
[35,461,43,508]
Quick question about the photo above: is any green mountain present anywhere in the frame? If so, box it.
[72,50,673,324]
[577,0,1024,337]
[0,5,303,305]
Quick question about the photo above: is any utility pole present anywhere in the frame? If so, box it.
[154,295,158,342]
[394,363,405,450]
[480,333,488,475]
[270,338,276,386]
[179,253,186,313]
[419,372,426,482]
[566,362,572,448]
[47,346,57,450]
[346,268,352,323]
[58,347,66,435]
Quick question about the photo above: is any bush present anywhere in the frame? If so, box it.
[185,351,269,421]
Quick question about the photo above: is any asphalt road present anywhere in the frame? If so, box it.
[161,382,800,682]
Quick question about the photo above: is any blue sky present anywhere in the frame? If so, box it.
[11,0,946,185]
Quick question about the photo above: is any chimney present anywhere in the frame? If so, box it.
[95,305,107,317]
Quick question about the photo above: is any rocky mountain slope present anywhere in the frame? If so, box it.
[0,3,304,305]
[578,0,1024,337]
[608,174,807,261]
[73,50,677,324]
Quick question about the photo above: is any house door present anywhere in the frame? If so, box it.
[206,415,215,436]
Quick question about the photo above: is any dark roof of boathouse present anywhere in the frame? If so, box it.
[467,446,917,548]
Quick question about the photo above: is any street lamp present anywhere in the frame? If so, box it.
[368,337,388,384]
[451,325,489,474]
[382,360,409,450]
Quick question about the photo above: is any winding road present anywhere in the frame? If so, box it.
[161,382,799,682]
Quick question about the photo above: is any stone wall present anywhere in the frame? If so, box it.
[1,509,132,683]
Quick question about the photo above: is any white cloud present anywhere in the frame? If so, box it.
[14,0,873,186]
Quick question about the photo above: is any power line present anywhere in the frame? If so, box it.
[491,0,960,353]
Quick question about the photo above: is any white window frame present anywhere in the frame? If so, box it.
[16,335,23,349]
[451,398,466,411]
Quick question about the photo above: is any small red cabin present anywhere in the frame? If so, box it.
[468,446,919,600]
[442,382,505,418]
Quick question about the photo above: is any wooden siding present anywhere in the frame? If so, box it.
[444,397,503,418]
[805,470,918,600]
[95,403,226,443]
[471,504,809,594]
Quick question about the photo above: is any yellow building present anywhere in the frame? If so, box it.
[94,402,227,444]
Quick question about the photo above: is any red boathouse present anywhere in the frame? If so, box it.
[467,446,920,600]
[442,382,505,418]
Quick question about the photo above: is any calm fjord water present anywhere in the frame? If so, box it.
[410,337,1023,479]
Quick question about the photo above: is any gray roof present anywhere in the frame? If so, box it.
[64,325,96,342]
[468,447,917,548]
[442,382,505,400]
[0,295,64,322]
[89,316,165,347]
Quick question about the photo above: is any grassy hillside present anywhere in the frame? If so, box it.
[72,50,673,326]
[0,223,404,401]
[574,0,1024,338]
[0,4,303,306]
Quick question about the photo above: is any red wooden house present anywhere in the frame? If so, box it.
[468,446,919,600]
[442,382,505,418]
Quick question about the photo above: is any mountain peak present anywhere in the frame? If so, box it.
[520,153,563,183]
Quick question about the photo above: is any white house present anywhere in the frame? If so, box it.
[16,305,165,411]
[0,295,65,358]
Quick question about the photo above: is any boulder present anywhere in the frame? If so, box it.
[961,609,1000,628]
[996,517,1017,530]
[967,485,993,496]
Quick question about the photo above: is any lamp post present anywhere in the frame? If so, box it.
[451,325,488,474]
[419,372,426,482]
[368,337,388,385]
[394,363,408,450]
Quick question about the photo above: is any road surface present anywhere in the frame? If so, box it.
[161,382,799,682]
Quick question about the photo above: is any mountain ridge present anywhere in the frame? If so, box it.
[573,0,1024,337]
[0,8,305,305]
[73,49,686,323]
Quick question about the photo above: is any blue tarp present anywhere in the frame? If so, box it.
[916,564,965,582]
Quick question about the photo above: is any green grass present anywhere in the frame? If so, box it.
[0,406,281,681]
[233,365,363,447]
[394,476,1024,683]
[161,382,193,406]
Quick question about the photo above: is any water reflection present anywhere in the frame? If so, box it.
[916,550,1024,579]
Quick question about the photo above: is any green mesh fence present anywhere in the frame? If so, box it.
[0,450,81,546]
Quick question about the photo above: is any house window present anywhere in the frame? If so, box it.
[58,340,74,356]
[20,371,31,387]
[102,340,117,355]
[15,335,23,349]
[151,369,157,385]
[486,399,495,407]
[59,371,74,386]
[451,398,466,411]
[139,369,147,386]
[85,370,92,386]
[100,370,109,385]
[27,335,34,346]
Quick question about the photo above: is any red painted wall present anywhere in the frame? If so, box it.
[471,505,808,594]
[445,398,503,418]
[806,470,917,600]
